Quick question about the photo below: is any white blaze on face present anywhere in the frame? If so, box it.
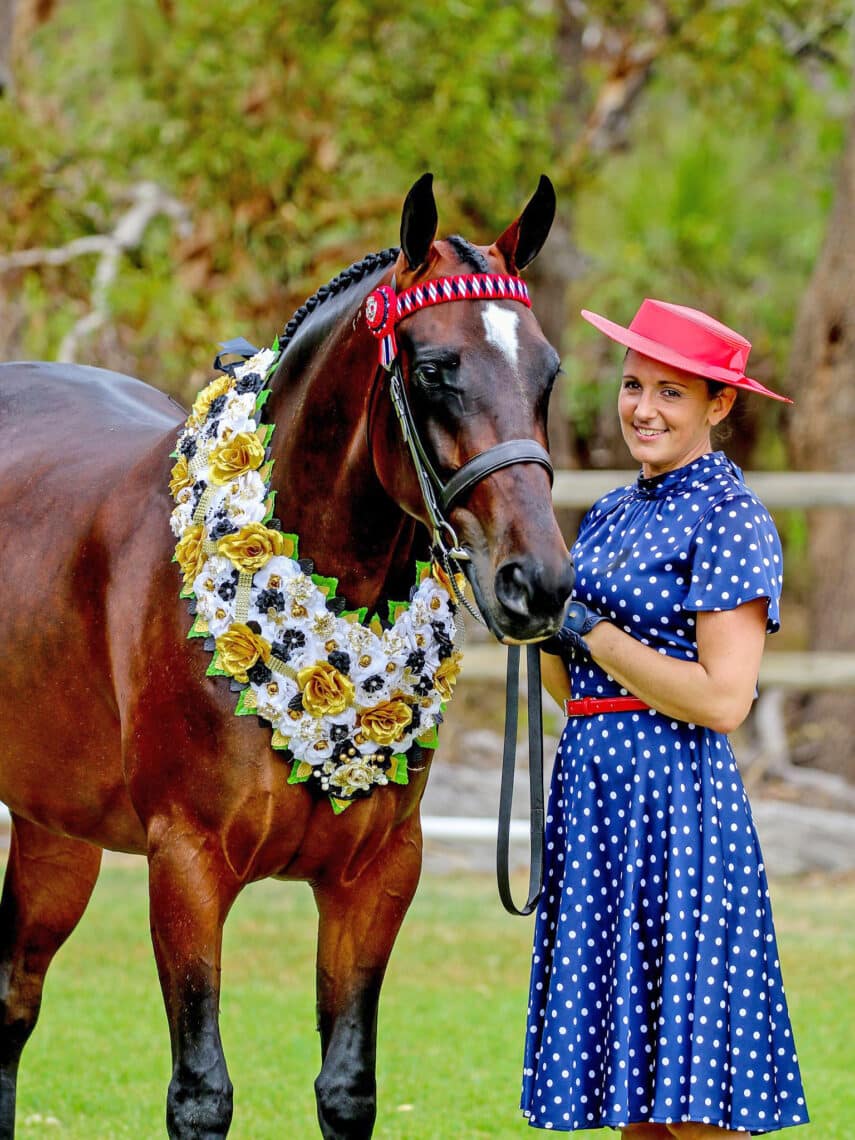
[481,303,520,370]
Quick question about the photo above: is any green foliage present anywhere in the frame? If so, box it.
[0,0,850,431]
[0,0,558,396]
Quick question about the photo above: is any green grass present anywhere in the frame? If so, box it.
[8,862,853,1138]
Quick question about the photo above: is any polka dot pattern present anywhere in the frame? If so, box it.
[520,453,807,1133]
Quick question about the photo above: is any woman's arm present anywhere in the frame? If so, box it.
[582,598,769,734]
[540,651,572,709]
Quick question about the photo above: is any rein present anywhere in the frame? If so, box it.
[366,272,548,916]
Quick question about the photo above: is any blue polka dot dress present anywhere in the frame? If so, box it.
[521,452,808,1134]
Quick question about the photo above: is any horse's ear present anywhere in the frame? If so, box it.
[400,172,438,270]
[495,174,556,272]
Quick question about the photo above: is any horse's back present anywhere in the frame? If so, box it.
[0,360,184,440]
[0,360,182,537]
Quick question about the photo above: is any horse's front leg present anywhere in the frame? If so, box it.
[147,824,242,1140]
[312,815,423,1140]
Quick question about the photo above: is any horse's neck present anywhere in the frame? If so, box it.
[265,334,423,614]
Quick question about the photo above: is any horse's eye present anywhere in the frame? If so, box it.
[414,363,441,386]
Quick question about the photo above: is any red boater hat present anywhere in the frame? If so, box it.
[581,298,792,404]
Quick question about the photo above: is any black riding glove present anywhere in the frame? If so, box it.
[540,601,606,662]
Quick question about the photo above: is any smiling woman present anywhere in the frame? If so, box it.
[524,300,807,1139]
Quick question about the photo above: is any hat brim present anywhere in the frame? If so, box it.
[581,309,793,405]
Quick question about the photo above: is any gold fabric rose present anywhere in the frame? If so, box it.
[169,455,194,498]
[217,522,287,573]
[189,375,234,425]
[434,651,463,701]
[175,523,206,590]
[208,432,265,486]
[215,622,271,683]
[358,699,413,746]
[297,662,355,717]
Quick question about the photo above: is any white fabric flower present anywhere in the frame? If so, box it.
[252,674,299,723]
[235,347,277,380]
[192,555,240,636]
[170,498,195,537]
[206,470,268,529]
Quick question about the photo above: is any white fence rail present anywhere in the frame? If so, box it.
[552,469,855,509]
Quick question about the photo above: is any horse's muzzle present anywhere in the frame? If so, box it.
[493,553,575,640]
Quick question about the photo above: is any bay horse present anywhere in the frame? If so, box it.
[0,173,573,1138]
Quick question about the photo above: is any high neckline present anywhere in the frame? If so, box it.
[633,450,737,499]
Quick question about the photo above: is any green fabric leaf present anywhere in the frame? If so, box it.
[234,688,256,716]
[311,573,339,598]
[262,489,277,523]
[390,753,410,785]
[415,726,440,750]
[288,760,313,784]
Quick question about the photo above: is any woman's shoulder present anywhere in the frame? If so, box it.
[696,457,776,527]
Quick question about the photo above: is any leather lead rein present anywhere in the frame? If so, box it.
[497,644,545,917]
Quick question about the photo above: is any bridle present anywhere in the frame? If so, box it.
[366,272,550,918]
[365,272,554,610]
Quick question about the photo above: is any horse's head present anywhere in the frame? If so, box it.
[369,173,574,643]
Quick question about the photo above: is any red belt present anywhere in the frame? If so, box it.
[564,696,650,717]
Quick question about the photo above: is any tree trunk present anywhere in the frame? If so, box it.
[0,0,18,95]
[783,97,855,782]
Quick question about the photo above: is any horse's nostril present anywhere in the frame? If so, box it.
[495,555,576,624]
[495,558,535,618]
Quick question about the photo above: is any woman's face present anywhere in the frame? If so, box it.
[618,350,736,478]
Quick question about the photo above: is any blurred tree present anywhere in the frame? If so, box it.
[783,69,855,780]
[0,0,853,778]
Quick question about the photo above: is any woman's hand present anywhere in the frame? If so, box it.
[583,598,769,733]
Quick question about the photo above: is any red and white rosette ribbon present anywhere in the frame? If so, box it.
[365,286,399,367]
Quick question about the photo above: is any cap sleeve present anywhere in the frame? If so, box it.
[684,495,783,634]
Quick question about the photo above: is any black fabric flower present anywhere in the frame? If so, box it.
[406,649,426,672]
[256,588,286,612]
[361,674,385,694]
[288,692,304,713]
[217,572,239,601]
[208,394,228,417]
[330,723,351,742]
[246,661,273,685]
[209,515,239,541]
[331,739,353,762]
[191,480,207,509]
[179,435,197,459]
[327,650,351,674]
[235,371,264,394]
[374,748,393,771]
[432,622,454,659]
[272,628,306,662]
[413,674,433,696]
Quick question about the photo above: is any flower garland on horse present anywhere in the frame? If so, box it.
[169,345,463,812]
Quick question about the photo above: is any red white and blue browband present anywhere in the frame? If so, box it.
[365,273,532,368]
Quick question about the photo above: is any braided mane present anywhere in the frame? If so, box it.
[279,246,400,348]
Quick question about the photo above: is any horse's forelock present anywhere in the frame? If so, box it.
[444,235,489,273]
